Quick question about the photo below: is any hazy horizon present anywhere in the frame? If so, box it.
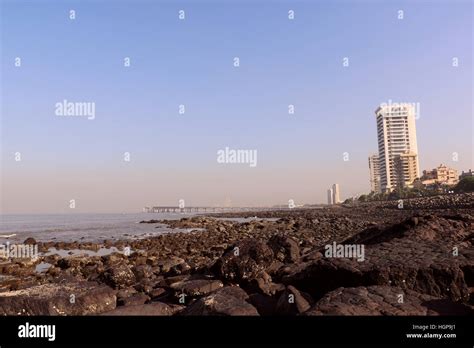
[1,0,472,214]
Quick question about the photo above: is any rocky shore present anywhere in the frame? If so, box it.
[0,193,473,316]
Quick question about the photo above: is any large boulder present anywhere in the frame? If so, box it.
[100,263,136,289]
[102,302,181,316]
[169,279,223,297]
[132,264,154,282]
[0,281,116,315]
[117,293,150,306]
[268,235,300,263]
[275,285,313,315]
[155,257,186,275]
[23,237,37,245]
[210,239,274,283]
[282,215,474,302]
[181,286,259,316]
[305,286,474,316]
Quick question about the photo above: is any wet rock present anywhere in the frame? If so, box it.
[181,286,259,316]
[100,263,136,289]
[149,287,167,300]
[46,266,61,277]
[156,257,186,275]
[282,258,365,299]
[132,264,154,281]
[0,262,35,277]
[282,216,474,303]
[102,253,127,266]
[275,285,312,315]
[268,235,300,263]
[302,250,323,262]
[248,272,284,296]
[266,260,285,275]
[102,302,179,316]
[133,282,154,294]
[24,238,37,245]
[170,279,223,297]
[118,293,150,306]
[0,281,116,315]
[211,239,274,283]
[116,287,138,301]
[305,286,474,316]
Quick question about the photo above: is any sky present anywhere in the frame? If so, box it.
[0,0,472,213]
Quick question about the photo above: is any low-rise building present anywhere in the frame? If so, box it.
[459,169,474,180]
[394,152,419,188]
[421,164,458,186]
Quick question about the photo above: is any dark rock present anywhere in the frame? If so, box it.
[133,282,154,294]
[101,263,136,289]
[132,264,154,281]
[248,293,278,316]
[282,216,474,302]
[116,287,137,301]
[149,287,167,299]
[0,281,116,315]
[305,286,474,316]
[154,275,190,288]
[181,286,259,316]
[302,250,323,262]
[139,220,161,224]
[101,302,181,315]
[102,253,127,266]
[248,273,285,296]
[170,279,223,296]
[118,293,150,306]
[24,238,37,245]
[266,260,285,275]
[275,285,312,315]
[268,235,300,263]
[156,257,186,275]
[282,258,365,299]
[210,239,274,283]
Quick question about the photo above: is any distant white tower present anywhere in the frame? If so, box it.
[332,184,340,204]
[327,189,333,205]
[368,154,381,193]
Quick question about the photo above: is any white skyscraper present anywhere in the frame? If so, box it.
[327,188,333,205]
[375,103,420,192]
[332,184,340,204]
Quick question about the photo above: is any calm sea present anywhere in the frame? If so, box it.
[0,213,195,244]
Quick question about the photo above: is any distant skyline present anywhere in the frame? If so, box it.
[1,0,472,213]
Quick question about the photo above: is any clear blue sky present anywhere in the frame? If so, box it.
[1,0,472,213]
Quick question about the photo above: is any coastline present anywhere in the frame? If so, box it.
[0,193,473,316]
